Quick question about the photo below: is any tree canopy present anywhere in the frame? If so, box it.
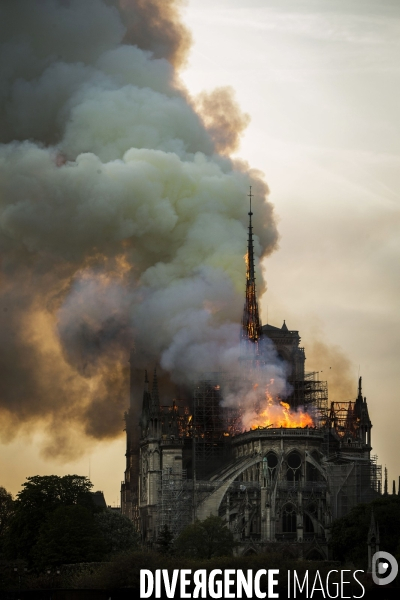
[0,487,14,557]
[17,475,94,510]
[330,495,400,568]
[156,524,174,554]
[95,510,140,555]
[33,504,106,569]
[5,474,96,564]
[174,515,235,559]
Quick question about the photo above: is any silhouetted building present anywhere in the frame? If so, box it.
[121,191,381,558]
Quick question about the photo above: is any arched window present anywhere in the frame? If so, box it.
[286,451,302,481]
[304,512,314,534]
[282,503,297,532]
[263,452,278,485]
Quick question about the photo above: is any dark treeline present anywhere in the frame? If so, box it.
[0,476,139,572]
[0,477,400,593]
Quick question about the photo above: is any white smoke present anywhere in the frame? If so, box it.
[219,338,294,431]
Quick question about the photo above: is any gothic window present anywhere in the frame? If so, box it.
[307,502,317,515]
[262,452,278,485]
[282,503,297,532]
[306,451,321,482]
[141,471,148,503]
[141,456,148,503]
[304,512,314,534]
[286,451,302,481]
[153,449,160,469]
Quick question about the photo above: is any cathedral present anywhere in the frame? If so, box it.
[121,192,380,559]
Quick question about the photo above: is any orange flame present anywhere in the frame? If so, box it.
[250,400,314,429]
[248,382,314,429]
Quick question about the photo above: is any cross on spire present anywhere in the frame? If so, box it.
[248,186,253,216]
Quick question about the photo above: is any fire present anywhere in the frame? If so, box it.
[247,383,315,429]
[250,400,314,429]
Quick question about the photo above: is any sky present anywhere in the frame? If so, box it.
[0,0,399,504]
[180,0,400,483]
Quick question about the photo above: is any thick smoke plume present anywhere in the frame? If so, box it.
[194,87,251,155]
[113,0,192,68]
[0,0,278,458]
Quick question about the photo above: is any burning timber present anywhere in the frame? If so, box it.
[120,189,381,559]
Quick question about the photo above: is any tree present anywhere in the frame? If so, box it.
[174,515,235,559]
[330,495,400,568]
[33,505,106,569]
[5,474,95,564]
[0,487,14,556]
[156,524,174,554]
[17,475,94,510]
[95,510,140,555]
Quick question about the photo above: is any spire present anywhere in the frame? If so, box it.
[384,467,388,495]
[166,399,180,437]
[355,375,364,417]
[242,186,262,344]
[140,369,162,439]
[142,370,150,408]
[139,370,152,437]
[151,368,160,414]
[345,401,355,435]
[368,507,380,544]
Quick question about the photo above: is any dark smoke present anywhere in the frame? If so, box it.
[0,0,278,459]
[112,0,192,68]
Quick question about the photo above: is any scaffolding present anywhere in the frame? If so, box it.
[156,403,192,438]
[326,400,362,438]
[191,370,328,479]
[289,372,328,423]
[326,455,381,519]
[192,376,239,479]
[157,468,192,539]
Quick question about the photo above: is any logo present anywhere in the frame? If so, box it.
[372,551,398,586]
